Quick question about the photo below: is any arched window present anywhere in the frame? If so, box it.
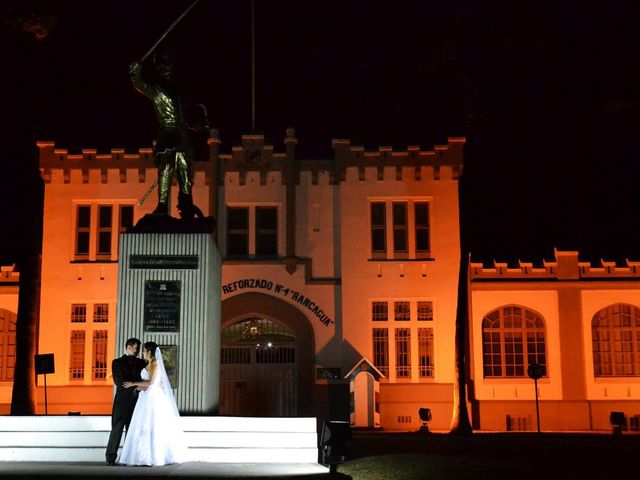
[482,305,547,378]
[592,303,640,377]
[0,309,17,381]
[221,317,296,365]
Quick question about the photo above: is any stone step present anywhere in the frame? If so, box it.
[0,416,320,463]
[0,431,317,448]
[0,447,320,463]
[0,415,317,432]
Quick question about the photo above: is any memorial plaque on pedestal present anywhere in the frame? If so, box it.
[144,280,181,332]
[130,255,199,270]
[159,344,179,386]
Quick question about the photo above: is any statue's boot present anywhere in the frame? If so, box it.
[153,202,168,215]
[177,192,195,220]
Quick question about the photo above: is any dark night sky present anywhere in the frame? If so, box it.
[3,0,640,266]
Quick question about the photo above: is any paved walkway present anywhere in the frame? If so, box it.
[0,461,339,479]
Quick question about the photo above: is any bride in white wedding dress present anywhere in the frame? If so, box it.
[118,342,188,466]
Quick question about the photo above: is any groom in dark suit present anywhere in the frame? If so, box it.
[105,337,147,465]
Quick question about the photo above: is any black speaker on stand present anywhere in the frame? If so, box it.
[35,353,55,415]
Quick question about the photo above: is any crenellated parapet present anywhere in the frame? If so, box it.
[331,137,465,183]
[218,134,288,187]
[470,249,640,281]
[214,130,465,186]
[39,132,465,187]
[37,141,210,185]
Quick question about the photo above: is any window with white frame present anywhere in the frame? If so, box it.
[394,301,411,321]
[418,327,434,378]
[592,303,640,377]
[414,202,430,256]
[119,205,134,234]
[370,202,387,258]
[69,330,86,380]
[92,330,108,380]
[75,205,91,257]
[481,305,547,378]
[69,303,111,383]
[226,205,280,257]
[0,309,16,381]
[93,304,109,323]
[71,304,87,323]
[73,203,135,261]
[371,298,436,381]
[417,300,434,321]
[255,207,278,256]
[395,327,411,378]
[96,205,113,257]
[372,328,389,377]
[227,207,249,255]
[369,199,431,259]
[392,203,409,256]
[372,301,388,322]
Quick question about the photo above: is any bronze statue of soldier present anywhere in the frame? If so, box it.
[129,53,197,219]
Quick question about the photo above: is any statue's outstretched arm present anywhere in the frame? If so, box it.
[129,62,155,98]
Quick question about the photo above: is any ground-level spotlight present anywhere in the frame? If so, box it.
[610,411,626,435]
[418,407,432,434]
[319,420,351,474]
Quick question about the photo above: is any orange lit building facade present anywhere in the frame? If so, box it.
[0,266,18,405]
[469,251,640,431]
[1,132,638,432]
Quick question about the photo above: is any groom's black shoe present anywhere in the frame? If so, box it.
[106,456,117,466]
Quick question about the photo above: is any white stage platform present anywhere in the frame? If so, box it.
[0,416,319,463]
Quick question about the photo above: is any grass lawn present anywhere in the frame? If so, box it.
[334,431,638,480]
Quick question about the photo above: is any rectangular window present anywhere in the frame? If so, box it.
[395,328,411,378]
[415,202,430,256]
[483,331,503,377]
[372,301,388,322]
[370,202,386,257]
[75,205,91,257]
[2,338,15,381]
[96,205,112,256]
[255,207,278,256]
[394,301,411,321]
[93,303,109,323]
[526,331,547,375]
[418,327,434,378]
[372,328,389,377]
[614,330,635,376]
[504,332,524,377]
[69,330,86,380]
[392,202,408,254]
[71,304,87,323]
[92,330,108,380]
[0,314,16,381]
[119,205,134,233]
[417,301,433,321]
[593,329,608,376]
[227,207,249,255]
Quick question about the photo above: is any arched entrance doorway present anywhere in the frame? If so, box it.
[220,293,314,417]
[219,317,296,416]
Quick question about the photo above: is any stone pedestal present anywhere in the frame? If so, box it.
[116,232,221,414]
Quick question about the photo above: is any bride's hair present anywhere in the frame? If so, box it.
[143,341,159,359]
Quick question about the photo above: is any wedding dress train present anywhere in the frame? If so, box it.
[118,347,188,466]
